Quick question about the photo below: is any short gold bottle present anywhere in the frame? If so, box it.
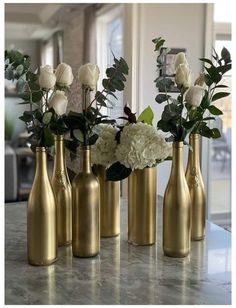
[128,167,157,245]
[163,142,191,257]
[97,165,120,237]
[186,134,206,241]
[72,146,100,257]
[51,135,72,246]
[27,147,57,266]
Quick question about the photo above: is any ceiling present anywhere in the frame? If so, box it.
[5,3,63,40]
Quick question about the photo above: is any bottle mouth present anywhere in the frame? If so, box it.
[82,145,91,151]
[54,135,64,141]
[190,133,199,139]
[36,147,46,152]
[173,141,183,148]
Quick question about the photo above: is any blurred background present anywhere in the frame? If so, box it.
[5,3,231,231]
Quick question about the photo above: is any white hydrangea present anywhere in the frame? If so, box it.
[91,124,118,167]
[115,122,172,170]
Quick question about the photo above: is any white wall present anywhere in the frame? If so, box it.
[124,3,206,196]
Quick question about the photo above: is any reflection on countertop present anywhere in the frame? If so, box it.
[5,197,231,305]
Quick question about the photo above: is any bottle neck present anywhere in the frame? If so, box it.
[53,135,66,171]
[170,142,184,176]
[35,147,48,177]
[82,146,92,174]
[188,134,200,168]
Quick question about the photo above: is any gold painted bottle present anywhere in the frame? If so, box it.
[72,146,100,257]
[186,134,206,241]
[163,142,191,257]
[97,165,120,237]
[128,167,157,245]
[27,147,57,266]
[51,135,72,246]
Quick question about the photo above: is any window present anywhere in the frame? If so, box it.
[96,5,124,121]
[207,3,232,228]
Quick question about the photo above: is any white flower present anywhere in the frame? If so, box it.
[194,73,205,87]
[91,124,118,167]
[38,65,56,90]
[174,52,188,70]
[49,90,68,115]
[55,63,74,87]
[175,63,192,89]
[185,85,205,107]
[115,122,171,170]
[77,63,100,90]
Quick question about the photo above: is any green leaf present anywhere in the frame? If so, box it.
[157,119,176,132]
[106,162,132,181]
[73,129,84,143]
[211,128,221,139]
[212,92,230,102]
[138,106,154,125]
[221,47,231,64]
[152,37,165,51]
[204,65,221,83]
[15,64,24,76]
[217,64,231,74]
[29,81,40,91]
[111,79,124,91]
[43,112,53,124]
[155,93,170,104]
[32,90,43,103]
[207,105,223,115]
[199,58,213,66]
[42,127,54,146]
[156,78,174,92]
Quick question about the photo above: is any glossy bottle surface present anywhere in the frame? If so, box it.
[128,167,157,245]
[72,146,100,257]
[51,135,72,246]
[186,134,206,241]
[163,142,191,257]
[27,147,57,265]
[97,165,120,237]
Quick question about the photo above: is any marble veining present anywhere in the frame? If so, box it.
[5,197,231,305]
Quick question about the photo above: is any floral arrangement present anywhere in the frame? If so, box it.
[64,57,129,158]
[153,37,231,143]
[5,49,129,156]
[91,124,118,167]
[106,105,172,181]
[5,49,73,151]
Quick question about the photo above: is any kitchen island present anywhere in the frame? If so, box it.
[5,198,231,304]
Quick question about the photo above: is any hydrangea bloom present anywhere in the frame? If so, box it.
[91,124,118,167]
[115,122,171,170]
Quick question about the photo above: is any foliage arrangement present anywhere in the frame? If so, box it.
[153,37,231,143]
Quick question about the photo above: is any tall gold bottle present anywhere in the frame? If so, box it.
[186,134,206,241]
[163,142,191,257]
[97,165,120,237]
[72,146,100,257]
[27,147,57,265]
[128,167,157,245]
[51,135,72,246]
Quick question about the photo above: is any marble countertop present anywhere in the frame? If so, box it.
[5,198,231,305]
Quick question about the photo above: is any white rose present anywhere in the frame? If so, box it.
[77,63,100,90]
[38,65,56,89]
[174,52,187,70]
[49,90,68,115]
[55,63,74,87]
[185,85,205,107]
[175,63,192,89]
